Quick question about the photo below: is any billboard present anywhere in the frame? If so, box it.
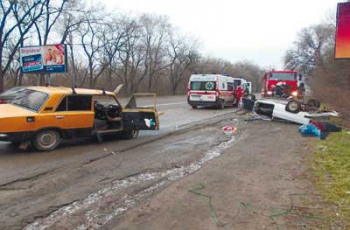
[335,2,350,59]
[19,44,67,73]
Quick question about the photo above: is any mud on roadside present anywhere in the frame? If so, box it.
[104,115,329,230]
[1,112,329,230]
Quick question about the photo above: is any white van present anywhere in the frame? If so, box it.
[187,74,237,109]
[232,78,252,96]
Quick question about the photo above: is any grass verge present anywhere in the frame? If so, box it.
[312,130,350,227]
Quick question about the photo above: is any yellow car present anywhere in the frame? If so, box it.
[0,86,159,151]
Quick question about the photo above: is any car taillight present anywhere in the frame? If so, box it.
[0,99,5,104]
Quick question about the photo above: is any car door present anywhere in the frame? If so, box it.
[54,95,95,132]
[122,93,159,130]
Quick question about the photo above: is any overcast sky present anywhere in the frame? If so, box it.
[104,0,342,69]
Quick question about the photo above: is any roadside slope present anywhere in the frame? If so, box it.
[108,120,323,230]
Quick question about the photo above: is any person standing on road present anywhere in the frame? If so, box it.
[234,81,244,107]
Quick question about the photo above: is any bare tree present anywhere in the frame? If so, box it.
[0,0,46,92]
[167,33,200,95]
[138,14,170,91]
[284,23,335,74]
[117,19,144,94]
[100,18,128,90]
[79,18,110,88]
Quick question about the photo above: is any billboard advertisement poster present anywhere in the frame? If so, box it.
[20,44,67,73]
[335,2,350,59]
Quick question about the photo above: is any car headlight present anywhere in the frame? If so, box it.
[291,91,298,97]
[267,91,273,96]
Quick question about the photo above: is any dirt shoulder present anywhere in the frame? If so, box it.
[106,119,323,230]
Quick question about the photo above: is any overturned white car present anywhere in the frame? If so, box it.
[254,98,338,125]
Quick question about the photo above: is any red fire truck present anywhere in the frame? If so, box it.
[262,70,298,98]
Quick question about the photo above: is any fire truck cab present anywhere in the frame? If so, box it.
[262,70,298,98]
[187,74,239,109]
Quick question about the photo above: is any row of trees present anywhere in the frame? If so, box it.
[284,15,350,123]
[1,0,264,95]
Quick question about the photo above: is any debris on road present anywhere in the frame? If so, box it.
[242,97,255,111]
[222,126,237,135]
[299,121,342,139]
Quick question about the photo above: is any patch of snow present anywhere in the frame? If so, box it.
[25,136,235,230]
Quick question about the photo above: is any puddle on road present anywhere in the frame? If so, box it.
[25,136,236,230]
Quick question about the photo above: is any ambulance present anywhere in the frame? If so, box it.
[187,74,238,109]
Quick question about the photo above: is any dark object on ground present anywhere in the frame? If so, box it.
[299,121,342,140]
[242,97,255,111]
[310,121,342,132]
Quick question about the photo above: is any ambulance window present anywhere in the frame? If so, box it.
[190,81,216,90]
[191,82,202,90]
[228,82,234,91]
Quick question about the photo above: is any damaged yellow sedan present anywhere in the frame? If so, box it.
[0,86,159,151]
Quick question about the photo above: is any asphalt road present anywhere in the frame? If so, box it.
[0,95,241,229]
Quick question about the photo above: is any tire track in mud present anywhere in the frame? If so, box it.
[3,111,243,229]
[0,168,58,190]
[24,134,237,230]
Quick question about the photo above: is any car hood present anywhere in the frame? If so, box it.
[0,104,37,118]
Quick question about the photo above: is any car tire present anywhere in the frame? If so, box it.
[33,129,61,151]
[306,98,320,108]
[285,100,301,113]
[191,105,197,109]
[123,129,139,139]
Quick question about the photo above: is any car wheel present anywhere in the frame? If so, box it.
[285,100,301,113]
[33,129,61,151]
[191,105,197,109]
[123,129,139,139]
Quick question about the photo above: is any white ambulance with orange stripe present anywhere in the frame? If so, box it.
[187,74,238,109]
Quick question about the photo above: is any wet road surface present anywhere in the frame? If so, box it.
[0,95,241,229]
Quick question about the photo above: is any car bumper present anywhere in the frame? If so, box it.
[188,99,220,107]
